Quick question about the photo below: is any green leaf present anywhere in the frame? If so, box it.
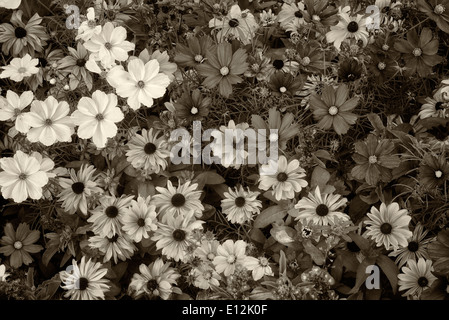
[376,255,399,294]
[35,274,61,300]
[310,166,331,190]
[303,240,325,266]
[279,250,287,277]
[270,224,296,246]
[194,171,226,189]
[210,183,229,199]
[250,228,266,244]
[367,113,385,133]
[253,205,287,229]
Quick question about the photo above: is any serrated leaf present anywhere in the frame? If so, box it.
[376,255,399,294]
[253,205,287,228]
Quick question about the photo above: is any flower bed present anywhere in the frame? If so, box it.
[0,0,448,301]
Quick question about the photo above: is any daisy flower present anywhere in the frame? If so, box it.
[293,186,349,226]
[0,90,33,134]
[325,11,369,50]
[125,128,170,173]
[389,224,432,268]
[418,94,449,119]
[277,1,306,30]
[83,21,135,67]
[151,212,204,262]
[75,7,102,42]
[71,90,124,149]
[309,84,359,135]
[88,194,134,237]
[59,256,110,300]
[88,232,137,264]
[0,10,49,56]
[122,196,158,243]
[221,186,262,224]
[208,4,259,45]
[196,42,249,98]
[128,259,181,300]
[152,180,204,221]
[58,164,104,215]
[245,256,274,281]
[58,42,93,90]
[213,239,250,277]
[0,150,48,203]
[365,202,413,251]
[0,54,39,82]
[0,223,43,269]
[398,258,437,298]
[106,58,171,110]
[23,96,74,146]
[258,155,308,201]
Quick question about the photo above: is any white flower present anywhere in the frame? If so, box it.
[0,54,39,82]
[0,90,33,133]
[0,0,21,9]
[23,96,74,146]
[75,7,102,42]
[107,58,170,110]
[71,90,124,149]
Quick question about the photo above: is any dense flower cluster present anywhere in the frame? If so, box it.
[0,0,449,302]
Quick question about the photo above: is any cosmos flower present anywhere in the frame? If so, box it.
[174,35,215,68]
[0,222,43,269]
[23,96,74,146]
[0,150,48,203]
[309,84,359,135]
[0,90,33,134]
[212,239,251,276]
[71,90,124,149]
[75,7,102,42]
[0,54,39,82]
[417,0,449,34]
[106,58,171,110]
[83,22,135,67]
[196,42,248,98]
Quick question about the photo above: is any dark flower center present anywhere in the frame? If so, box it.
[315,204,329,217]
[380,223,392,234]
[147,279,158,291]
[407,241,419,252]
[105,206,119,218]
[172,229,186,241]
[347,73,356,81]
[108,234,119,243]
[273,59,284,70]
[76,59,86,67]
[1,149,14,158]
[104,42,113,50]
[228,18,239,27]
[15,27,27,38]
[38,58,48,68]
[234,196,246,207]
[347,240,360,252]
[427,124,449,141]
[144,142,157,155]
[417,276,429,287]
[137,218,146,227]
[435,102,444,110]
[78,277,89,290]
[71,182,85,194]
[347,21,359,33]
[171,193,186,207]
[276,172,288,182]
[294,11,303,18]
